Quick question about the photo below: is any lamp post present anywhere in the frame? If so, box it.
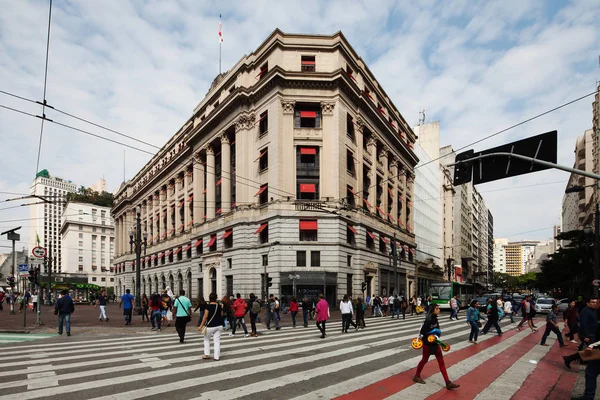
[262,241,280,300]
[289,273,300,297]
[129,211,147,316]
[446,257,455,282]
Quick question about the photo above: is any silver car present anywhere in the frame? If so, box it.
[534,298,556,314]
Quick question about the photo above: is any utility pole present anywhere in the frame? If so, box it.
[392,233,398,296]
[46,241,52,305]
[595,204,600,297]
[129,211,147,315]
[2,227,21,314]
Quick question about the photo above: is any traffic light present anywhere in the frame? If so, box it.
[6,276,15,288]
[267,276,273,288]
[361,281,367,292]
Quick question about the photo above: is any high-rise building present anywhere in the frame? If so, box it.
[499,240,539,276]
[112,30,419,303]
[29,169,77,273]
[592,84,599,215]
[493,238,507,273]
[60,202,115,288]
[563,129,594,234]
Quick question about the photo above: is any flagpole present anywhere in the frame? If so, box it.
[219,14,222,74]
[219,40,222,75]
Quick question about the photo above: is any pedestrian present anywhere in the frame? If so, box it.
[17,292,24,313]
[412,304,460,390]
[315,293,329,338]
[382,295,389,317]
[516,295,537,333]
[355,297,366,329]
[0,290,4,311]
[410,295,417,315]
[301,296,311,327]
[481,299,502,336]
[31,291,38,312]
[173,289,192,343]
[231,293,249,337]
[199,292,224,361]
[563,300,579,344]
[248,293,260,337]
[289,296,299,328]
[119,289,135,325]
[266,294,280,330]
[54,289,75,336]
[401,296,408,320]
[221,296,233,331]
[502,298,514,323]
[141,293,149,322]
[149,292,162,331]
[340,294,357,333]
[392,295,402,320]
[449,295,459,320]
[275,296,281,321]
[540,304,567,348]
[95,290,109,322]
[161,290,172,327]
[467,300,482,344]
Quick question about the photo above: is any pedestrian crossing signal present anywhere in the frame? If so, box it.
[267,277,273,287]
[361,282,367,292]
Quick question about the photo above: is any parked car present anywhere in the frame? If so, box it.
[473,296,490,313]
[534,298,556,314]
[556,298,570,313]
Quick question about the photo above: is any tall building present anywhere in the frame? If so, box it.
[112,30,419,304]
[563,129,595,234]
[493,238,507,273]
[60,202,115,288]
[412,122,445,293]
[439,146,493,286]
[488,210,494,279]
[500,240,539,276]
[592,83,600,216]
[29,169,78,273]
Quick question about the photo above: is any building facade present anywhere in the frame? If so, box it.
[61,202,115,288]
[29,169,78,274]
[493,238,507,274]
[112,30,419,305]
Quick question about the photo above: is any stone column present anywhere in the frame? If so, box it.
[145,199,151,238]
[166,182,173,238]
[159,188,165,242]
[175,175,181,234]
[381,147,389,217]
[367,137,378,212]
[206,146,216,219]
[184,167,191,229]
[153,193,159,244]
[390,158,398,224]
[234,114,256,206]
[193,153,205,223]
[220,134,231,213]
[320,101,337,199]
[399,165,407,230]
[355,116,365,209]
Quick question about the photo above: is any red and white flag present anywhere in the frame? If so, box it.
[218,15,223,43]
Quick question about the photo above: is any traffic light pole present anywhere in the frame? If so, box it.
[45,242,52,306]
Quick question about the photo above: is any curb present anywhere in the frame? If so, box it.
[0,330,31,334]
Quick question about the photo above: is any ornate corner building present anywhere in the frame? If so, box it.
[112,30,418,304]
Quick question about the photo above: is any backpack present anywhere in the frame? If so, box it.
[393,298,401,309]
[251,300,261,314]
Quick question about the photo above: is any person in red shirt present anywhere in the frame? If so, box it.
[289,296,299,328]
[231,293,249,337]
[149,292,162,331]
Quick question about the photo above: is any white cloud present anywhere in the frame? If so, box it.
[0,0,598,253]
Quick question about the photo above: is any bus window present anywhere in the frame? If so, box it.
[430,284,451,301]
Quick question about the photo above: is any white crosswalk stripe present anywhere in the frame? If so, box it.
[0,314,523,400]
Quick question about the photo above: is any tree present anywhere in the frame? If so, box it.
[66,187,114,208]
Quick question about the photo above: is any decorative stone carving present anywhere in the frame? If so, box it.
[281,100,296,114]
[355,115,365,132]
[367,137,377,148]
[320,101,335,115]
[235,113,256,130]
[389,158,398,170]
[220,133,230,145]
[205,146,214,155]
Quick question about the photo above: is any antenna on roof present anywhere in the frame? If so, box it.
[418,109,426,126]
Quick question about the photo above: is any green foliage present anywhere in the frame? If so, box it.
[66,186,114,208]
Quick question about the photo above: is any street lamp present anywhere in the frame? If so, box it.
[129,211,148,315]
[289,273,300,297]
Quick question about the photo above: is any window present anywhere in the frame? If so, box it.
[311,251,321,267]
[259,111,268,135]
[296,251,306,267]
[301,55,315,72]
[346,150,355,176]
[92,277,97,282]
[79,241,83,247]
[195,239,203,255]
[79,249,83,255]
[78,233,83,239]
[208,234,217,252]
[366,231,375,250]
[347,224,356,246]
[110,278,114,282]
[347,255,352,267]
[299,220,318,241]
[297,182,318,201]
[79,225,83,231]
[256,184,268,205]
[379,237,387,254]
[222,229,233,249]
[78,265,83,272]
[92,227,97,232]
[294,108,321,128]
[101,277,106,282]
[262,254,268,267]
[78,256,84,262]
[255,222,269,244]
[346,186,356,207]
[347,114,355,140]
[257,62,268,80]
[258,148,268,172]
[347,273,353,294]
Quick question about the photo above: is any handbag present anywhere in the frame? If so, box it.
[176,298,192,323]
[198,304,218,336]
[579,348,600,362]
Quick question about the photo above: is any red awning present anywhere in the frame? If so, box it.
[194,239,203,247]
[378,107,386,116]
[220,229,233,239]
[299,183,316,193]
[367,231,375,239]
[216,208,222,214]
[255,185,267,197]
[299,220,318,231]
[455,266,462,276]
[365,91,374,100]
[387,188,394,197]
[254,223,268,235]
[363,198,372,208]
[376,206,385,216]
[300,111,317,118]
[301,60,316,65]
[348,187,355,195]
[347,225,357,234]
[388,213,396,222]
[380,237,390,244]
[216,178,222,186]
[184,244,191,252]
[159,252,164,258]
[188,194,194,202]
[232,202,236,207]
[410,248,417,255]
[207,235,217,248]
[166,250,173,257]
[151,255,157,261]
[300,147,317,155]
[174,247,182,255]
[402,245,409,253]
[179,200,184,207]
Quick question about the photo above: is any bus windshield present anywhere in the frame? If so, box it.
[430,284,451,300]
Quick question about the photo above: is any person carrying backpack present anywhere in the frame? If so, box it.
[392,295,402,320]
[231,293,249,337]
[248,293,261,337]
[265,294,280,330]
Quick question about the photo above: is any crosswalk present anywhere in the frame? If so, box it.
[0,333,55,344]
[0,314,574,400]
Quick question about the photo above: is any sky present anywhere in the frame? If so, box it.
[0,0,599,251]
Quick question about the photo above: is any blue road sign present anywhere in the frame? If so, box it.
[18,264,29,275]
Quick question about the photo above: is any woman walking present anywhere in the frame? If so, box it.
[340,294,357,333]
[221,296,233,331]
[289,296,299,328]
[356,297,366,329]
[503,298,515,323]
[141,293,149,322]
[413,304,460,390]
[248,294,260,337]
[199,293,224,361]
[481,299,502,336]
[149,292,162,331]
[314,294,329,339]
[563,300,579,343]
[467,300,482,344]
[302,296,311,327]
